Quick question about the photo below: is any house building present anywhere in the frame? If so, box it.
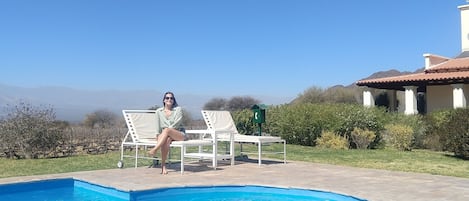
[356,2,469,115]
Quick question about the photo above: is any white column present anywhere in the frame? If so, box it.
[363,88,374,107]
[452,84,466,109]
[404,86,418,115]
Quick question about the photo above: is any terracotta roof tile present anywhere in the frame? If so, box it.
[356,71,469,85]
[357,56,469,87]
[425,57,469,72]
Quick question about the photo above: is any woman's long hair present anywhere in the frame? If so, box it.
[162,91,178,108]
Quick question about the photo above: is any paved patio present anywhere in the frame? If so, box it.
[1,158,468,201]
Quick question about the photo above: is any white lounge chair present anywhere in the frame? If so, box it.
[119,110,234,174]
[201,110,286,165]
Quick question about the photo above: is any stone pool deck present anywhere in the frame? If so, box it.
[1,159,468,201]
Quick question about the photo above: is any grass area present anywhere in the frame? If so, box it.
[282,144,469,178]
[1,144,468,178]
[0,153,120,178]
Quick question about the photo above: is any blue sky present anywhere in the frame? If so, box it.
[0,0,466,101]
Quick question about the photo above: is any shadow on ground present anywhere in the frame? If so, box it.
[145,155,284,173]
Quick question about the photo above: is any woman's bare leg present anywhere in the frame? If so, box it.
[148,135,160,158]
[160,138,172,174]
[148,128,184,156]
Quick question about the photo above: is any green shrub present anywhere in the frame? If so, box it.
[258,103,388,148]
[268,103,340,146]
[423,110,452,151]
[440,108,469,159]
[334,104,386,149]
[239,103,390,149]
[316,131,349,150]
[232,109,257,135]
[350,127,376,149]
[386,113,427,149]
[384,124,414,151]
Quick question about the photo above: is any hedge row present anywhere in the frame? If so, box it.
[232,103,468,159]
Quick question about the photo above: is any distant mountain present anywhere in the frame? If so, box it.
[0,84,293,122]
[359,68,424,80]
[343,68,425,88]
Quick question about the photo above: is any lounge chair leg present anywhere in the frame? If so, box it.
[258,143,262,166]
[181,146,185,174]
[135,145,139,168]
[283,141,286,164]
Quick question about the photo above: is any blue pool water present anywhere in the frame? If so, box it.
[0,179,127,201]
[0,178,367,201]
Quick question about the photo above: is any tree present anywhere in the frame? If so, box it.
[226,96,260,111]
[181,108,193,127]
[323,87,358,104]
[203,96,260,111]
[293,85,360,105]
[292,86,325,104]
[203,98,227,110]
[83,109,118,128]
[0,101,65,159]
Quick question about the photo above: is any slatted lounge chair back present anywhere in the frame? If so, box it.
[123,110,157,142]
[201,110,239,137]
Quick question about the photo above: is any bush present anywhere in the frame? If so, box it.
[260,103,388,148]
[350,127,376,149]
[334,104,386,149]
[232,109,257,135]
[267,103,339,146]
[316,131,349,149]
[423,110,452,151]
[0,101,65,159]
[384,124,414,151]
[440,108,469,159]
[386,113,427,149]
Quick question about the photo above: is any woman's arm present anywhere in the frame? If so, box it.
[168,107,183,128]
[159,107,183,129]
[155,108,164,134]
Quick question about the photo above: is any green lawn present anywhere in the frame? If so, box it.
[1,144,468,178]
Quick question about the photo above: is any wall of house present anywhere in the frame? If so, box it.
[396,90,405,113]
[426,85,453,113]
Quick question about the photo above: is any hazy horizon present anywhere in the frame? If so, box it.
[0,83,295,123]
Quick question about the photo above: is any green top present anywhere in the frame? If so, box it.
[155,106,184,134]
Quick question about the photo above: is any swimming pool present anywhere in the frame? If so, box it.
[0,178,367,201]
